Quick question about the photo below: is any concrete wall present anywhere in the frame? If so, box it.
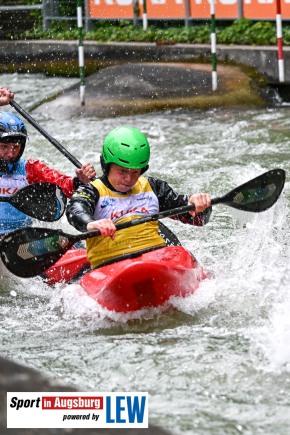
[1,40,289,84]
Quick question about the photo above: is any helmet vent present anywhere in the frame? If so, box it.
[119,158,130,164]
[120,142,130,148]
[107,148,114,157]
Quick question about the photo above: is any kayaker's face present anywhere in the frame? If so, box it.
[108,164,141,193]
[0,141,22,161]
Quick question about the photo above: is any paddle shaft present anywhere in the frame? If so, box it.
[65,202,213,243]
[10,100,83,169]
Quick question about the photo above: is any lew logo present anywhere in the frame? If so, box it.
[101,198,116,209]
[106,395,147,424]
[111,206,149,220]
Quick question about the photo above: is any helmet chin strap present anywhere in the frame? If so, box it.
[100,155,110,176]
[0,140,26,174]
[0,160,16,174]
[140,165,149,175]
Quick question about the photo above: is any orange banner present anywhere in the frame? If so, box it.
[88,0,290,20]
[88,0,134,19]
[88,0,186,19]
[244,0,279,20]
[146,0,186,19]
[190,0,238,19]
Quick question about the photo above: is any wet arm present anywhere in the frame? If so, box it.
[148,177,212,226]
[66,184,99,232]
[26,159,77,197]
[26,160,96,197]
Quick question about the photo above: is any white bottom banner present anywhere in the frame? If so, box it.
[7,391,148,428]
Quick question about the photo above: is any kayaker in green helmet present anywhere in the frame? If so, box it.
[66,126,212,269]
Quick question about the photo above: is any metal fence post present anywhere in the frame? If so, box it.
[42,0,59,31]
[237,0,244,19]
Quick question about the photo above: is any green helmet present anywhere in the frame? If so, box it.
[102,126,150,170]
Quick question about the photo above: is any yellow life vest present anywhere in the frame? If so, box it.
[87,177,166,268]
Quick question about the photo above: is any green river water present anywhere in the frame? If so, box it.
[0,73,290,435]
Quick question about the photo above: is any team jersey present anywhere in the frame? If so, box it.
[84,177,166,268]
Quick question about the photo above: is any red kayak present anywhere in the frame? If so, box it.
[43,245,207,313]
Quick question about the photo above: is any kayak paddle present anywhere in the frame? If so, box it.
[0,182,67,222]
[0,168,285,278]
[10,100,95,180]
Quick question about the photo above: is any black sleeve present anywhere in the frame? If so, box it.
[72,176,82,190]
[66,183,99,232]
[147,176,212,226]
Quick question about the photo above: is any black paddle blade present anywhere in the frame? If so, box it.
[215,169,286,212]
[1,183,67,221]
[0,227,76,277]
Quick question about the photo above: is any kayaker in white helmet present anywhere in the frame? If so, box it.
[66,126,212,269]
[0,87,96,233]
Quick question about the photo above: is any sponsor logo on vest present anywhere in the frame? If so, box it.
[136,195,152,201]
[101,198,116,209]
[111,207,149,220]
[0,187,18,195]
